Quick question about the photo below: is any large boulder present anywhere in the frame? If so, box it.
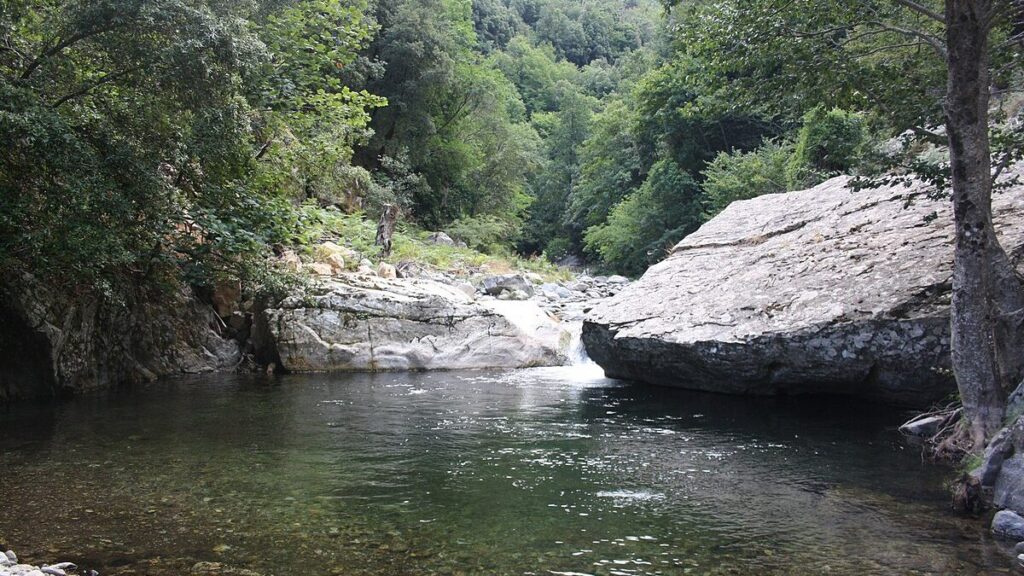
[259,275,568,372]
[481,274,534,297]
[583,172,1024,406]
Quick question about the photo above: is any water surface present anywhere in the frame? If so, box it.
[0,366,1013,575]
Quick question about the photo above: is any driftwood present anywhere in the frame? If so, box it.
[375,204,399,258]
[900,401,970,463]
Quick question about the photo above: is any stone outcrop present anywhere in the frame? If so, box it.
[0,275,241,402]
[583,172,1024,406]
[258,275,569,372]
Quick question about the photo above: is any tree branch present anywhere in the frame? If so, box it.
[890,0,946,24]
[20,24,120,79]
[867,20,947,58]
[51,67,137,108]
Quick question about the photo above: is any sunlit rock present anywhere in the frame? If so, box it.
[584,171,1024,406]
[259,275,568,371]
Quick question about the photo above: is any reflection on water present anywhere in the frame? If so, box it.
[0,367,1014,575]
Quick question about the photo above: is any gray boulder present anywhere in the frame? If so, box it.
[584,171,1024,406]
[426,231,455,246]
[259,275,568,371]
[1,274,241,402]
[481,274,535,297]
[898,415,947,437]
[993,510,1024,540]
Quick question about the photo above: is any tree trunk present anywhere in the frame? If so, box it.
[992,242,1024,391]
[375,204,399,258]
[945,0,1005,446]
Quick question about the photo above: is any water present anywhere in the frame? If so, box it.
[0,368,1014,575]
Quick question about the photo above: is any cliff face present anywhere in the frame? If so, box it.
[583,172,1024,406]
[0,276,241,402]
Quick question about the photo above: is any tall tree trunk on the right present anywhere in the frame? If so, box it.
[945,0,1006,447]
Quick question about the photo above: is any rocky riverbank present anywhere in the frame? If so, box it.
[0,231,628,401]
[253,243,630,373]
[0,549,90,576]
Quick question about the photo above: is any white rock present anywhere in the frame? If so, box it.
[260,275,569,371]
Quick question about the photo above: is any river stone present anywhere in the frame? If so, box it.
[583,171,1024,406]
[426,231,455,246]
[898,415,946,437]
[259,275,568,371]
[994,510,1024,540]
[481,274,535,297]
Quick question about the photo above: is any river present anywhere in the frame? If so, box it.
[0,365,1013,575]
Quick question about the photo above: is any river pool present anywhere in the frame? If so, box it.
[0,365,1014,575]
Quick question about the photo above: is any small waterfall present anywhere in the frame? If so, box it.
[565,321,594,365]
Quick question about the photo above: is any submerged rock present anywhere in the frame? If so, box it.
[584,171,1024,406]
[0,551,85,576]
[259,275,569,371]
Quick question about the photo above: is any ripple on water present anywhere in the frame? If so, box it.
[0,369,1012,576]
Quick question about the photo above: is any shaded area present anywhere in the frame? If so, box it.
[0,303,55,402]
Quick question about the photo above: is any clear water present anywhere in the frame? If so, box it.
[0,367,1014,575]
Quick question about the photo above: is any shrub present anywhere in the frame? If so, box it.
[787,107,867,189]
[703,141,794,217]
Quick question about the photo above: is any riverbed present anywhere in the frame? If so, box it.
[0,366,1013,575]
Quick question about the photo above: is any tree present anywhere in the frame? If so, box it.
[0,0,381,291]
[675,0,1024,446]
[584,158,702,275]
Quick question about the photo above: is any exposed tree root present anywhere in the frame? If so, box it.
[901,401,974,463]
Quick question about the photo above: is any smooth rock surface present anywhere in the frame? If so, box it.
[898,415,946,437]
[993,510,1024,540]
[260,275,568,372]
[584,171,1024,405]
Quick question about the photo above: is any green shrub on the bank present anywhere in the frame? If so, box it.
[787,107,868,189]
[300,207,570,281]
[444,215,521,254]
[703,141,794,217]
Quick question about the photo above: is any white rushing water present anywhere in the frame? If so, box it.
[565,321,596,366]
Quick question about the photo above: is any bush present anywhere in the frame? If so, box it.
[702,141,794,216]
[787,107,867,189]
[444,214,520,254]
[584,159,702,276]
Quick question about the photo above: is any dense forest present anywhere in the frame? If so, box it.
[15,0,1020,288]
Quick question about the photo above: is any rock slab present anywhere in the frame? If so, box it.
[584,172,1024,405]
[260,275,568,371]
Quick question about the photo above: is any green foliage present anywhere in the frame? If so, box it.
[520,84,597,255]
[703,141,794,217]
[0,0,381,293]
[787,107,867,189]
[584,159,702,276]
[354,0,542,229]
[566,99,644,233]
[444,214,520,253]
